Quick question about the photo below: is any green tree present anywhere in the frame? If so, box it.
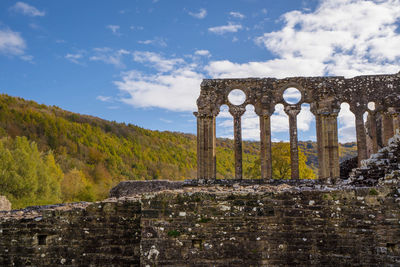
[0,136,63,208]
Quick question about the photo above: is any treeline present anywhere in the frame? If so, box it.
[0,94,356,208]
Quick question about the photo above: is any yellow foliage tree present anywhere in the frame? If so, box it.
[244,142,316,179]
[61,168,94,202]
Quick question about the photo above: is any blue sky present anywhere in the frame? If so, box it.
[1,0,400,142]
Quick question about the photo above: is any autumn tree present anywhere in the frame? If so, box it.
[244,142,316,179]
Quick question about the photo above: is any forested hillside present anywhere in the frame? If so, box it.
[0,94,356,208]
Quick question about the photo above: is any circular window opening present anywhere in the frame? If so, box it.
[228,89,246,106]
[367,102,375,111]
[283,87,301,104]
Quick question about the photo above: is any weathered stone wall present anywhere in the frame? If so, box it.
[0,200,141,266]
[140,185,400,266]
[1,184,399,266]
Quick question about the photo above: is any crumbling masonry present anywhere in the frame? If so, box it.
[194,72,400,180]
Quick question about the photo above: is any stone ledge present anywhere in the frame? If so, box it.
[109,180,184,198]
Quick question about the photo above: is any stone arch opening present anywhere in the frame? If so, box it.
[228,89,246,106]
[365,101,380,156]
[270,103,290,179]
[298,103,317,178]
[215,104,234,179]
[338,102,358,163]
[271,103,289,141]
[242,104,261,179]
[283,87,301,105]
[368,102,376,111]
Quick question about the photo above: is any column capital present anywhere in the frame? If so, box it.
[284,105,301,117]
[229,106,246,117]
[255,108,274,117]
[310,99,340,116]
[387,107,400,116]
[193,112,214,118]
[254,102,275,117]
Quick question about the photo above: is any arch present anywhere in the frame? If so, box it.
[276,82,306,105]
[368,101,376,111]
[215,104,234,179]
[338,103,356,143]
[338,102,358,164]
[228,89,246,106]
[297,103,317,178]
[242,104,260,179]
[271,103,289,141]
[298,103,316,142]
[283,87,301,105]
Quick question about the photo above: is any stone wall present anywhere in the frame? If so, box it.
[1,183,399,266]
[0,200,141,266]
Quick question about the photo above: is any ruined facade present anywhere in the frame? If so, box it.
[194,72,400,181]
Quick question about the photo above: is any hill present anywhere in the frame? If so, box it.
[0,94,356,207]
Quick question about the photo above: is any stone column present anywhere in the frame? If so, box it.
[353,110,368,166]
[367,112,379,154]
[194,113,216,179]
[259,113,272,179]
[230,108,245,179]
[313,106,340,181]
[393,114,400,133]
[381,111,394,146]
[388,107,400,134]
[284,105,301,180]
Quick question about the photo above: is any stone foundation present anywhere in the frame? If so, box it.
[1,182,400,266]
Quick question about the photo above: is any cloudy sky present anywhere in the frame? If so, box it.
[1,0,399,142]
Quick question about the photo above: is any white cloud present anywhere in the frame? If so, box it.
[254,0,400,77]
[194,50,211,57]
[132,51,184,72]
[96,95,112,102]
[138,37,167,47]
[0,28,26,56]
[65,53,83,64]
[188,8,207,19]
[229,11,245,19]
[208,23,243,35]
[106,25,121,35]
[205,58,325,78]
[90,48,129,67]
[115,67,203,112]
[10,2,45,17]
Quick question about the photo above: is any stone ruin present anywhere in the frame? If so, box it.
[194,72,400,181]
[1,72,400,266]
